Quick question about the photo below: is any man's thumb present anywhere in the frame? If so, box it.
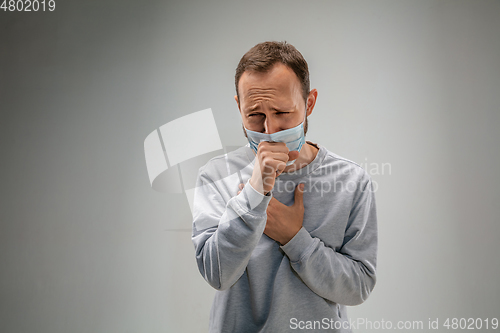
[288,150,300,161]
[294,183,305,207]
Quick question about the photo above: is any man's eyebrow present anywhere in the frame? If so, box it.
[244,104,294,113]
[244,105,260,113]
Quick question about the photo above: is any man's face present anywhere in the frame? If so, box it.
[235,63,308,135]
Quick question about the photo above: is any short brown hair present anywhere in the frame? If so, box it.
[235,41,310,103]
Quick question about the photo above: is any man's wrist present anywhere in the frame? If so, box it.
[280,226,302,246]
[249,178,269,196]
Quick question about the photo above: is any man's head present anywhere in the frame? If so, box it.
[234,41,317,136]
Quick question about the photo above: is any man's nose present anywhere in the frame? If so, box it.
[264,117,280,134]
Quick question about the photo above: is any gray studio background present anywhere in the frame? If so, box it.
[1,0,499,332]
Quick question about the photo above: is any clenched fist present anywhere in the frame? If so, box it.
[249,141,300,195]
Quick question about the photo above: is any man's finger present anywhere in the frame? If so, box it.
[258,141,289,153]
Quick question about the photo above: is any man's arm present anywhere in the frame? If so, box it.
[191,168,271,291]
[280,177,378,306]
[192,142,294,290]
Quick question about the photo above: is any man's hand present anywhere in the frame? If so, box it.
[249,141,300,195]
[238,182,305,245]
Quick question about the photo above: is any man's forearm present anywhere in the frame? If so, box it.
[192,176,271,290]
[280,180,378,305]
[281,227,377,305]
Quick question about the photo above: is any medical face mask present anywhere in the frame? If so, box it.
[244,110,306,166]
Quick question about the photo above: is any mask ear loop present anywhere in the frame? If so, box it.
[304,104,307,122]
[302,104,307,134]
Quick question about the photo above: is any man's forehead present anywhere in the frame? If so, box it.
[239,64,301,99]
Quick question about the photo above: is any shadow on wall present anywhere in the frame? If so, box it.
[144,108,246,216]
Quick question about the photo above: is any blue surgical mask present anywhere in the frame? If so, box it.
[244,110,306,166]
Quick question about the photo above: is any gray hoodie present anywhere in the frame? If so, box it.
[192,143,377,332]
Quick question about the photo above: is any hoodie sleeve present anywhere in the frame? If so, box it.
[191,166,272,290]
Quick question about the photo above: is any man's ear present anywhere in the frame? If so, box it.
[234,95,240,109]
[306,89,318,117]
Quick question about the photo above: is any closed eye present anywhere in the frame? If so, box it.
[248,112,288,117]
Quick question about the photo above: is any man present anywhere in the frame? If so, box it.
[192,41,377,332]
